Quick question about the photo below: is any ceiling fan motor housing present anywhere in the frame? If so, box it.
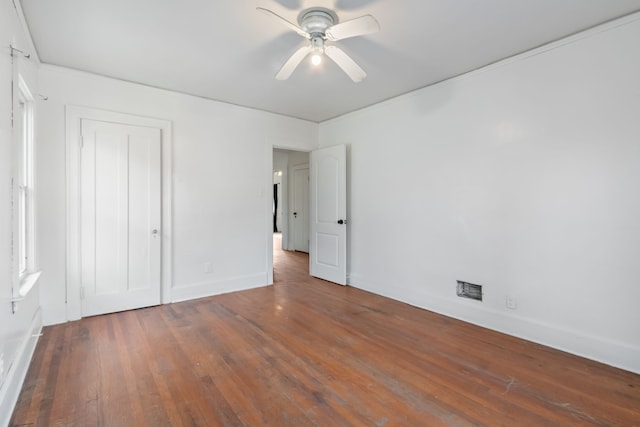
[298,8,338,36]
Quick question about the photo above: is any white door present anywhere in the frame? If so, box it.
[310,145,347,285]
[292,166,310,252]
[80,119,162,316]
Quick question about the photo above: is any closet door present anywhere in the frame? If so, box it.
[80,119,161,316]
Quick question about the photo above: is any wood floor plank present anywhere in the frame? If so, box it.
[10,234,640,426]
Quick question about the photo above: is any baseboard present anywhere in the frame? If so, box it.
[170,273,267,303]
[0,308,42,427]
[42,273,269,324]
[348,273,640,374]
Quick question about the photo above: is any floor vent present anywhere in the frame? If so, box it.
[457,281,483,301]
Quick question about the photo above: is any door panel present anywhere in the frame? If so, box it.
[94,132,122,296]
[310,145,346,285]
[127,136,161,290]
[317,157,339,223]
[293,166,310,252]
[317,233,339,266]
[80,119,161,316]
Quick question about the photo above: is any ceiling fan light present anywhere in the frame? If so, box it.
[311,54,322,66]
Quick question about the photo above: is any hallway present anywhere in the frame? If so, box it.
[273,232,309,286]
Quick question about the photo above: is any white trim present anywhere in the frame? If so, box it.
[171,274,267,303]
[65,105,173,321]
[348,273,640,374]
[10,0,41,64]
[12,71,37,315]
[0,308,42,427]
[17,75,36,280]
[266,143,274,285]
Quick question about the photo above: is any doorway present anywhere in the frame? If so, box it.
[272,148,310,278]
[269,145,347,286]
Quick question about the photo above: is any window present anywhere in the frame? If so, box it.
[13,75,39,303]
[18,92,31,276]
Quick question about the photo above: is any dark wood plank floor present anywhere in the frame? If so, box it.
[11,234,640,426]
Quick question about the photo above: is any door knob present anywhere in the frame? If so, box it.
[152,229,159,234]
[293,212,298,217]
[337,219,347,225]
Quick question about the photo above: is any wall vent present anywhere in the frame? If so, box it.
[457,280,483,301]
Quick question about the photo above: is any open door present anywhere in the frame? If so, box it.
[310,145,347,285]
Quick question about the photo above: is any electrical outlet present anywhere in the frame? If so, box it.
[506,295,518,310]
[204,262,212,274]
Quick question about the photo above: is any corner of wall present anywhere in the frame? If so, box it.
[40,302,67,326]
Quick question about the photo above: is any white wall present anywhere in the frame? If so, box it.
[319,15,640,373]
[287,150,309,169]
[37,64,318,323]
[0,0,42,423]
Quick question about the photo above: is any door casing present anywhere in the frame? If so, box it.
[66,106,172,322]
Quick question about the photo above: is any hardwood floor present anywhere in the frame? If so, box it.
[11,236,640,426]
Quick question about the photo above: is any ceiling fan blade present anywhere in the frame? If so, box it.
[324,45,366,82]
[257,7,310,38]
[325,15,379,41]
[276,45,312,80]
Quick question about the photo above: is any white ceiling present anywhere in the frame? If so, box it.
[20,0,640,122]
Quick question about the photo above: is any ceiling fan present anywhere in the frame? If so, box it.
[257,6,380,82]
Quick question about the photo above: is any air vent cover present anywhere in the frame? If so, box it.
[457,280,483,301]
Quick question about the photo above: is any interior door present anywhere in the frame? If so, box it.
[80,119,162,316]
[310,145,346,285]
[292,166,310,252]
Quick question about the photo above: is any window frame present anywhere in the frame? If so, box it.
[12,73,39,303]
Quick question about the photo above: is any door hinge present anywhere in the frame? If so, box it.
[80,286,85,300]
